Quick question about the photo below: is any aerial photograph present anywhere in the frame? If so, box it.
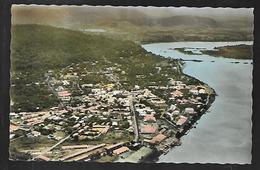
[9,5,253,163]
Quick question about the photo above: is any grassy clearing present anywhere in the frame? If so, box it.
[10,136,56,151]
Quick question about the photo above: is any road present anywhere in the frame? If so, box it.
[46,134,71,152]
[129,96,139,142]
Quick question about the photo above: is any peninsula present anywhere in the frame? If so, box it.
[9,5,255,164]
[10,25,215,162]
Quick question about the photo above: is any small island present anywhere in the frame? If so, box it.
[9,5,253,164]
[173,44,253,60]
[201,44,253,59]
[173,48,197,55]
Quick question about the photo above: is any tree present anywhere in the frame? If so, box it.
[121,121,130,129]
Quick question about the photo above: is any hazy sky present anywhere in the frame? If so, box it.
[12,5,253,19]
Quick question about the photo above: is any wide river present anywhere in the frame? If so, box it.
[142,41,253,164]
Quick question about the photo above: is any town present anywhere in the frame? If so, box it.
[10,59,215,162]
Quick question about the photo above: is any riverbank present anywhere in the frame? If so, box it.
[138,86,216,163]
[142,41,252,163]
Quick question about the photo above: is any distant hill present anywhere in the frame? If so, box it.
[151,15,219,28]
[11,6,253,43]
[12,6,253,30]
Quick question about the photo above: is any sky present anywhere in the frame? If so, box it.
[12,5,253,20]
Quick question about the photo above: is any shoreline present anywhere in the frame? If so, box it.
[137,52,217,163]
[141,40,253,46]
[138,88,216,163]
[139,41,252,163]
[10,25,218,162]
[127,55,217,163]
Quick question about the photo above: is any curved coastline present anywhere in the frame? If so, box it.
[140,41,252,163]
[137,51,217,163]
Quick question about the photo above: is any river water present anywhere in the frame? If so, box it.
[142,41,253,164]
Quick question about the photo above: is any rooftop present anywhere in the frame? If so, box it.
[176,116,188,126]
[149,133,167,144]
[113,146,129,155]
[140,125,157,134]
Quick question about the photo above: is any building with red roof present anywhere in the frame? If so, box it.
[35,155,51,161]
[140,125,157,134]
[10,123,19,133]
[149,133,167,144]
[176,116,188,126]
[113,146,129,155]
[57,91,71,97]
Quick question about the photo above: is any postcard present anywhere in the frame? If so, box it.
[9,5,253,163]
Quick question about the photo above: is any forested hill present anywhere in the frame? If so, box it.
[11,24,185,112]
[11,24,145,72]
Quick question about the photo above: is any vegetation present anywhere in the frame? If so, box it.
[10,24,218,162]
[11,24,189,112]
[139,28,253,44]
[173,44,253,59]
[10,136,56,151]
[201,44,253,59]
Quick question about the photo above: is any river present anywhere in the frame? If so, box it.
[142,41,253,164]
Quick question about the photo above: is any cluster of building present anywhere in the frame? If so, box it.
[10,64,212,162]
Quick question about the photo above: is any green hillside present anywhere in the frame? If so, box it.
[11,24,189,112]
